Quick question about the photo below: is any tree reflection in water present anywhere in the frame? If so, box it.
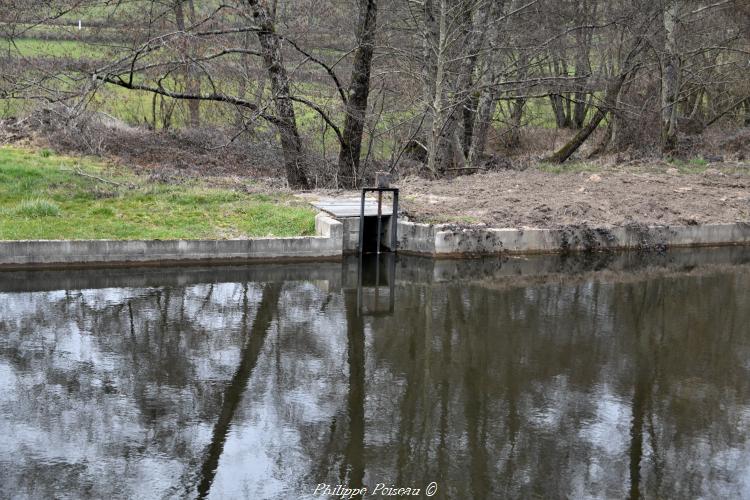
[1,252,750,498]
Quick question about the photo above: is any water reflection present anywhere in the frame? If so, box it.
[1,249,750,499]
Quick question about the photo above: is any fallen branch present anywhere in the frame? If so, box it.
[60,165,125,187]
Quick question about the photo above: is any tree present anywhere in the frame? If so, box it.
[546,2,651,163]
[660,0,681,154]
[245,0,310,188]
[174,0,200,128]
[337,0,378,188]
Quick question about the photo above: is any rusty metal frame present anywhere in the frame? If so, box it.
[358,187,399,254]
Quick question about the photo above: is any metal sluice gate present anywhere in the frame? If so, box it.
[356,180,398,316]
[358,187,399,255]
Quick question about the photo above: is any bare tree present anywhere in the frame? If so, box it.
[660,0,681,153]
[337,0,378,188]
[245,0,310,188]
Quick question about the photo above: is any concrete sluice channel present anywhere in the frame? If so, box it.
[2,247,750,498]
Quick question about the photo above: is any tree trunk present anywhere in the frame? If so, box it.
[186,0,200,128]
[422,0,438,140]
[246,0,309,189]
[588,118,613,158]
[426,0,451,175]
[549,55,571,128]
[547,72,627,163]
[573,0,593,129]
[508,97,525,148]
[336,0,378,188]
[466,0,505,167]
[174,0,200,128]
[467,90,496,167]
[573,93,588,129]
[660,1,680,154]
[428,107,458,175]
[462,92,479,157]
[457,2,489,157]
[550,94,568,128]
[506,48,529,147]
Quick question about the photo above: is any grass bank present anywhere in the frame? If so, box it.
[0,146,316,240]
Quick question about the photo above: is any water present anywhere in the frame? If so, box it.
[2,249,750,499]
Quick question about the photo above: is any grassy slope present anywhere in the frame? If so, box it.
[0,146,316,240]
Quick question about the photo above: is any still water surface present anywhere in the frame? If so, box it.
[2,251,750,499]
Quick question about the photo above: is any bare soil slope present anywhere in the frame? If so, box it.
[398,163,750,229]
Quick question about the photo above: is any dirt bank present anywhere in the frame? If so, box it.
[397,161,750,229]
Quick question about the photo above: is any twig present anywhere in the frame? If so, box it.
[60,165,124,187]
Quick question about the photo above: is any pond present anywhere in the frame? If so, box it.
[2,249,750,499]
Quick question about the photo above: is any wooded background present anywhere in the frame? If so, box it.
[2,0,749,188]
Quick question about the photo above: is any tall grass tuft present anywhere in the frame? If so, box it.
[14,199,61,217]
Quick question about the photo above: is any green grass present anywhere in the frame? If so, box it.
[2,38,110,59]
[689,157,709,167]
[0,146,316,240]
[667,156,710,174]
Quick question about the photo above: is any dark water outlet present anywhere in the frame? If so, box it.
[361,215,391,253]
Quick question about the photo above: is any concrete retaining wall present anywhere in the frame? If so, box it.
[339,217,361,252]
[0,214,342,268]
[397,220,750,256]
[395,220,438,254]
[3,210,750,269]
